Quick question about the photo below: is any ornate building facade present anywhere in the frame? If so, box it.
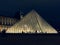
[0,16,18,32]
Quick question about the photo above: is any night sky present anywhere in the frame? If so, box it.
[0,0,60,31]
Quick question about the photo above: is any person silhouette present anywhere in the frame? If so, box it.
[2,29,6,34]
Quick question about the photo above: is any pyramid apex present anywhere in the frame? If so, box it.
[28,9,38,15]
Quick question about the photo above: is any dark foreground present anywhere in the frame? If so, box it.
[0,33,60,45]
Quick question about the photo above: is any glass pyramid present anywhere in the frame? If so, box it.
[6,10,58,33]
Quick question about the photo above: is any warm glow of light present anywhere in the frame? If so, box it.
[6,10,58,33]
[0,25,2,32]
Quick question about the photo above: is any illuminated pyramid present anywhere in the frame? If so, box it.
[6,10,58,33]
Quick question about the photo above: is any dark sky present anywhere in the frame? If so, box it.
[0,0,60,31]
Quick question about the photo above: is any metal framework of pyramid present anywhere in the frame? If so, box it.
[6,10,58,33]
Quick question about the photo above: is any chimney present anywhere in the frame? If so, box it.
[20,15,23,19]
[20,10,23,19]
